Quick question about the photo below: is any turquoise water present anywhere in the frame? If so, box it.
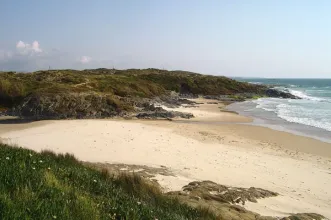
[229,78,331,142]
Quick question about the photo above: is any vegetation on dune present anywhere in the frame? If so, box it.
[0,143,216,220]
[0,68,266,110]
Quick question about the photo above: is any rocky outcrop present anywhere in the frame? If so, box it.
[265,89,300,99]
[168,181,324,220]
[160,97,197,108]
[136,110,194,120]
[169,181,278,205]
[8,92,131,120]
[7,93,195,120]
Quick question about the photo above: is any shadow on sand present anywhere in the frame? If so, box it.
[0,117,37,125]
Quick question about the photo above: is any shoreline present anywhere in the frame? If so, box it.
[227,99,331,144]
[0,99,331,218]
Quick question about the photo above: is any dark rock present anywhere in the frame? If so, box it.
[159,96,198,108]
[9,92,129,120]
[265,89,300,99]
[136,110,194,119]
[178,181,278,205]
[141,102,163,111]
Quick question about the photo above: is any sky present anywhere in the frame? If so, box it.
[0,0,330,78]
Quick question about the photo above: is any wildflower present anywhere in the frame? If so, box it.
[29,153,33,157]
[32,167,36,170]
[137,201,141,205]
[48,167,51,170]
[39,160,43,163]
[33,161,36,164]
[6,157,9,160]
[53,216,57,219]
[93,179,97,183]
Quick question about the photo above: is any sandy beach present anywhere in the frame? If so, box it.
[0,99,330,219]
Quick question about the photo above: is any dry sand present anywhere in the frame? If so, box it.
[0,99,330,218]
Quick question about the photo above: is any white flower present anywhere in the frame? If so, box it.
[137,201,141,205]
[48,167,51,170]
[32,167,36,170]
[39,160,43,163]
[5,157,9,160]
[93,179,97,183]
[29,153,33,157]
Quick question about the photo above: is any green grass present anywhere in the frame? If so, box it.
[0,68,267,110]
[0,143,216,220]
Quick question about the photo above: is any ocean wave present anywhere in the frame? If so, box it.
[253,98,280,113]
[276,103,331,132]
[248,81,263,85]
[288,89,326,102]
[277,114,331,132]
[253,98,331,132]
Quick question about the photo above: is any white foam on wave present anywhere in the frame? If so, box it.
[253,98,281,113]
[288,89,325,102]
[276,103,331,132]
[248,81,263,85]
[253,98,331,132]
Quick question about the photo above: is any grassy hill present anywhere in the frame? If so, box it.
[0,143,216,220]
[0,68,266,111]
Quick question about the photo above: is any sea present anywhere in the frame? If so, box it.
[227,78,331,143]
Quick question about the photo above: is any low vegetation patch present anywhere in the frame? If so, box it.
[0,143,216,220]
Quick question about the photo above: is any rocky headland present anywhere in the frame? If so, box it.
[0,68,299,120]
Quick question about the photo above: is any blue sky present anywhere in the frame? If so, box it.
[0,0,330,78]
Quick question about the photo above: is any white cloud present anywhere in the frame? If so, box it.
[79,56,92,64]
[16,41,26,49]
[16,40,42,53]
[31,41,42,52]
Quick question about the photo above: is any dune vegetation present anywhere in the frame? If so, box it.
[0,143,216,220]
[0,68,266,111]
